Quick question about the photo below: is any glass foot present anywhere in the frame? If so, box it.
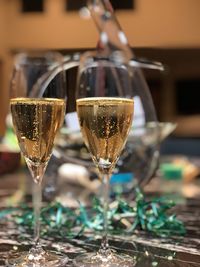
[73,251,135,267]
[6,246,68,267]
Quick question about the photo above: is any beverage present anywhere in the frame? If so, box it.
[76,97,134,172]
[10,98,66,165]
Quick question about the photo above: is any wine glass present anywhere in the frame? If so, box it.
[8,51,68,266]
[74,51,135,266]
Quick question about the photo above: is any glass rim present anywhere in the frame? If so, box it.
[78,50,165,71]
[13,50,64,69]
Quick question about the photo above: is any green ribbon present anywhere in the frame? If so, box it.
[0,188,186,238]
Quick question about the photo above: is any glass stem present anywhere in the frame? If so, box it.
[100,172,110,254]
[33,181,42,247]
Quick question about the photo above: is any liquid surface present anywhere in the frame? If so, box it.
[10,98,66,165]
[76,97,134,172]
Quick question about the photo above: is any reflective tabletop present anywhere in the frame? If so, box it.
[0,165,200,266]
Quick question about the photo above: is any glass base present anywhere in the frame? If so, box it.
[6,246,68,267]
[73,251,135,267]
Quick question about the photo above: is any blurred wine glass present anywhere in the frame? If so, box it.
[52,53,165,196]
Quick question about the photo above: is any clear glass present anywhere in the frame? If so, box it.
[74,51,136,267]
[87,0,162,194]
[7,51,68,266]
[52,54,163,193]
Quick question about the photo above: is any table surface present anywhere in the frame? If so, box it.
[0,166,200,266]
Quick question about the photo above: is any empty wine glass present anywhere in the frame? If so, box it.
[84,0,161,193]
[8,51,68,266]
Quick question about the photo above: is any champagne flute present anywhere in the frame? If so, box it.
[74,51,135,267]
[8,51,68,266]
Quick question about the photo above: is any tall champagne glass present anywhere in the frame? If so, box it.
[74,51,135,267]
[8,51,68,266]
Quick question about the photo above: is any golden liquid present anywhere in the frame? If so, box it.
[10,98,66,165]
[76,97,134,172]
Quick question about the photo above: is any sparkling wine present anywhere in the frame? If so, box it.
[76,97,134,173]
[10,98,66,166]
